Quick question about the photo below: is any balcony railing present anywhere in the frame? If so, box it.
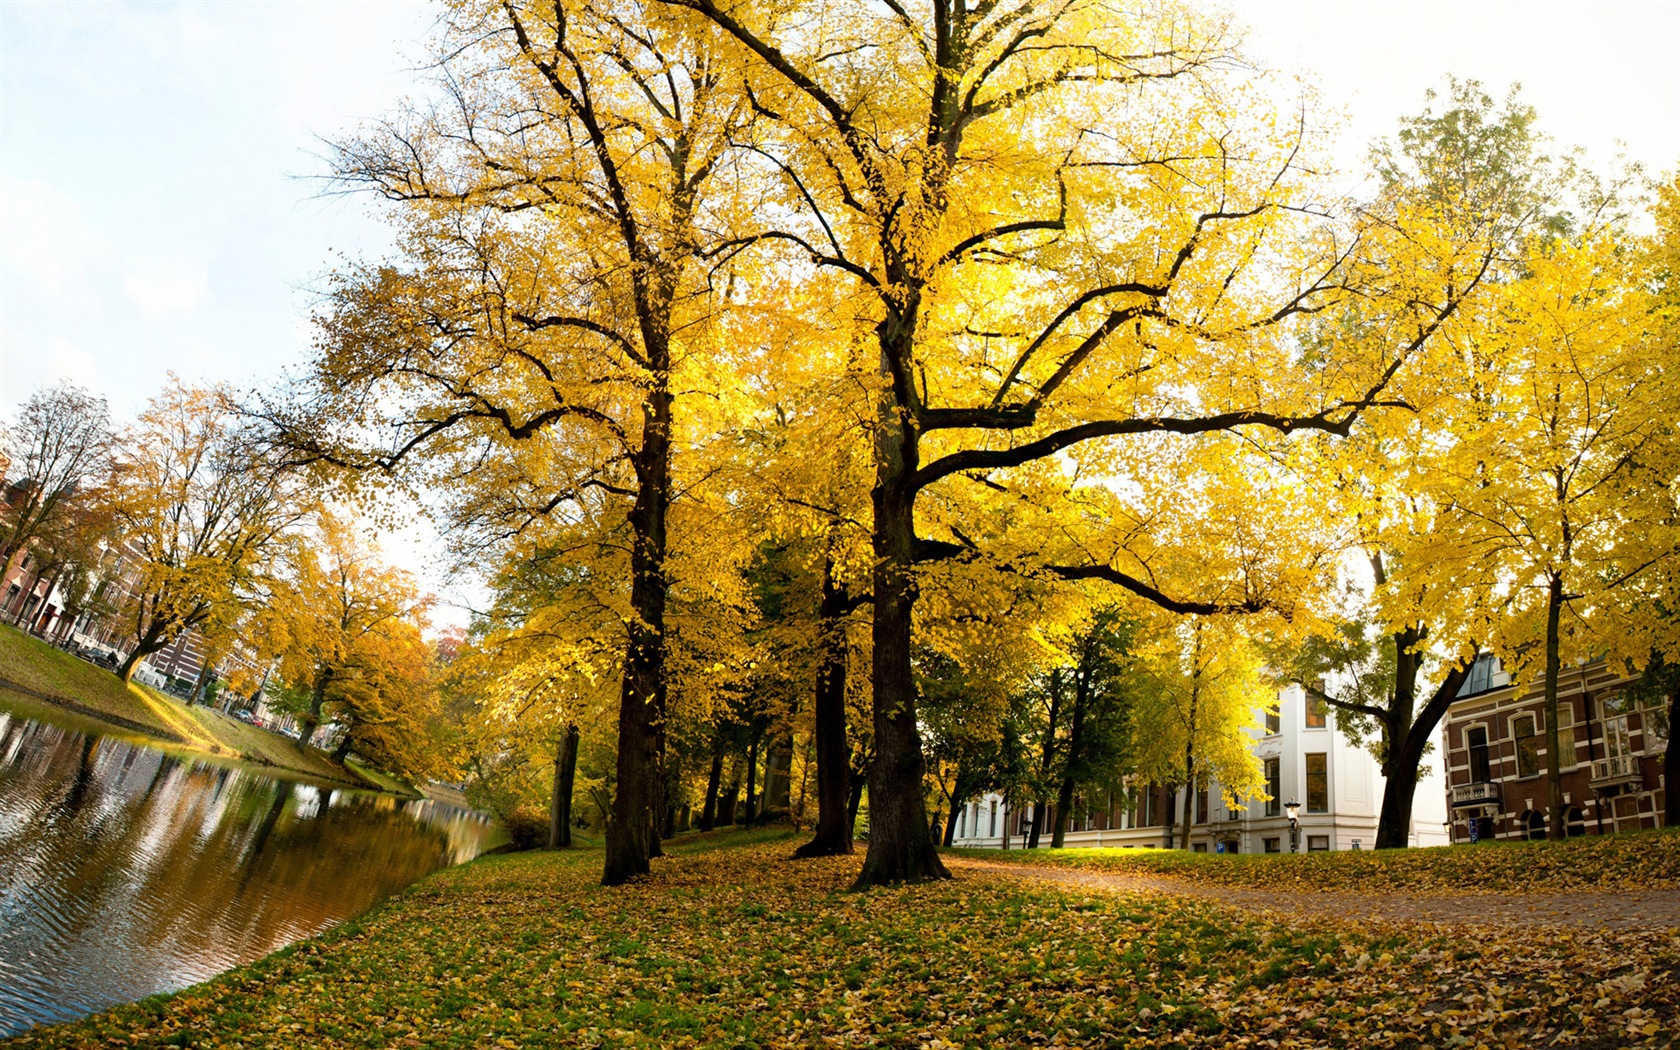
[1450,781,1501,807]
[1590,755,1643,789]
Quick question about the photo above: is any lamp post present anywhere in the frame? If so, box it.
[1285,800,1301,853]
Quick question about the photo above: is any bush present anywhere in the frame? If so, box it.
[499,807,550,852]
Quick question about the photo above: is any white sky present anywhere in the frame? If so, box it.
[3,0,1678,607]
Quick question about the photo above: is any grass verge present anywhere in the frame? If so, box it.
[0,623,382,789]
[948,826,1680,894]
[9,828,1677,1049]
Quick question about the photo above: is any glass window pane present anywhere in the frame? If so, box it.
[1306,753,1328,812]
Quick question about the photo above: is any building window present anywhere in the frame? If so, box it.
[1265,706,1280,735]
[1192,842,1207,853]
[1263,837,1281,853]
[1195,787,1209,824]
[1307,835,1330,852]
[1305,753,1328,813]
[1556,724,1577,768]
[1305,691,1327,728]
[1467,725,1491,782]
[1264,759,1281,816]
[988,801,997,837]
[1513,714,1541,778]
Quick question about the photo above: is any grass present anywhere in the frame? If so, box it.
[949,826,1680,893]
[0,623,385,789]
[9,828,1677,1049]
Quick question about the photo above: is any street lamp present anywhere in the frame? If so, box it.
[1284,800,1301,853]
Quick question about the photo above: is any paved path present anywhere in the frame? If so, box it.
[946,857,1680,931]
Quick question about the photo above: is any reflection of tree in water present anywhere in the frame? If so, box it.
[1,707,499,1032]
[234,781,293,895]
[55,735,100,818]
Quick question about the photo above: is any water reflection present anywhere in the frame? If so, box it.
[0,701,498,1037]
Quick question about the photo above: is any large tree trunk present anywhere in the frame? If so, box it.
[116,619,171,685]
[1373,649,1473,848]
[855,424,948,886]
[699,744,724,832]
[1543,573,1567,841]
[941,804,960,846]
[602,385,671,885]
[797,564,854,857]
[550,723,579,849]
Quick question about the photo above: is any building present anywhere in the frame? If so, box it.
[1441,654,1669,841]
[951,682,1451,853]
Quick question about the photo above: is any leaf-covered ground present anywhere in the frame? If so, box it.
[952,828,1680,893]
[9,828,1678,1049]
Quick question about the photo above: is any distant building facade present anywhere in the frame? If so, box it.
[1441,655,1669,841]
[951,682,1451,853]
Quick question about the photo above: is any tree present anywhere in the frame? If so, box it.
[1449,225,1677,840]
[112,380,306,683]
[1,382,114,596]
[1131,616,1268,849]
[667,0,1505,886]
[253,511,434,755]
[268,0,761,884]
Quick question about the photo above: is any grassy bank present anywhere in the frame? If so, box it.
[10,828,1677,1049]
[949,826,1680,893]
[0,623,385,789]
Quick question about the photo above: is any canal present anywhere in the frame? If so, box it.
[0,696,501,1037]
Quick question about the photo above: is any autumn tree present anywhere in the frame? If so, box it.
[267,0,763,883]
[1267,82,1581,848]
[1456,221,1680,839]
[1,382,115,606]
[666,0,1509,886]
[1129,616,1268,849]
[253,511,434,757]
[112,380,307,683]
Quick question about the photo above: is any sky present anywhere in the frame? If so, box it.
[3,0,1679,600]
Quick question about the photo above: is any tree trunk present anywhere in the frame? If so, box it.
[297,666,332,753]
[700,744,724,832]
[331,725,355,764]
[846,758,868,840]
[1028,669,1062,850]
[116,619,171,685]
[797,565,854,857]
[855,460,948,886]
[1373,654,1473,848]
[743,733,760,824]
[1543,574,1566,841]
[942,804,960,847]
[1664,687,1678,827]
[550,724,579,849]
[1051,771,1075,848]
[602,381,671,885]
[1178,651,1201,850]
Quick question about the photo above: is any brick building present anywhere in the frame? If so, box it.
[1442,654,1670,842]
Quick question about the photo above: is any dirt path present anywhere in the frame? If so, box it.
[946,856,1680,931]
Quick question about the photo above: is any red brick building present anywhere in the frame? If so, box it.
[1442,655,1670,842]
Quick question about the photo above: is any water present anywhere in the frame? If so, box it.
[0,698,500,1037]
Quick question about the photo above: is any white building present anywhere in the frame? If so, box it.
[950,682,1451,853]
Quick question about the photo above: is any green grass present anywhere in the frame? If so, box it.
[9,829,1677,1049]
[0,623,384,789]
[949,825,1680,893]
